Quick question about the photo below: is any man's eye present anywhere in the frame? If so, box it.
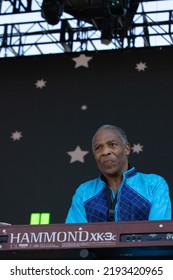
[110,143,116,147]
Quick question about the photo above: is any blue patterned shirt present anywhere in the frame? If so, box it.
[65,167,172,223]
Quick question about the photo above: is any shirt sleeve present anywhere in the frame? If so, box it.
[65,186,88,223]
[148,176,172,220]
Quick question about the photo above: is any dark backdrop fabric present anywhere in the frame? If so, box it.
[0,46,172,224]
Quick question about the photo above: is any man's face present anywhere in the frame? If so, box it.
[92,128,131,177]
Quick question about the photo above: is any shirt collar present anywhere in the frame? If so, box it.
[100,165,136,183]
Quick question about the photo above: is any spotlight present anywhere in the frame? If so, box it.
[101,17,114,45]
[108,0,129,16]
[101,0,130,44]
[41,0,64,25]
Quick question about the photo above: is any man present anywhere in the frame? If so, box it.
[65,125,172,223]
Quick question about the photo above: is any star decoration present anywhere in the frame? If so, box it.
[131,143,143,154]
[11,131,23,141]
[81,105,88,110]
[67,146,89,163]
[72,54,93,68]
[35,79,47,89]
[135,62,147,72]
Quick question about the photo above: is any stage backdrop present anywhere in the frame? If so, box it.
[0,46,172,225]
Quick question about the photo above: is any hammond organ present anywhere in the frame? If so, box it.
[0,220,173,259]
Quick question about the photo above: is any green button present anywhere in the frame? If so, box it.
[30,213,41,225]
[30,212,50,225]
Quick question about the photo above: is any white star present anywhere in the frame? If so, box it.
[35,79,47,89]
[81,105,88,110]
[72,54,93,68]
[135,62,147,72]
[67,146,89,163]
[131,143,143,154]
[11,131,23,141]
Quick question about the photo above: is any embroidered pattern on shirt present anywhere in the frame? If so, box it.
[118,183,151,221]
[84,188,108,222]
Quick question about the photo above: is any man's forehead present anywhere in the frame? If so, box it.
[93,128,121,143]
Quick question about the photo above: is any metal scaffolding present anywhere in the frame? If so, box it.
[0,0,173,57]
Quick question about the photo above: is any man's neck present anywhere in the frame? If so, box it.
[107,176,122,193]
[101,172,123,193]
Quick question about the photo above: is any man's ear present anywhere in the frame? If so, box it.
[125,143,131,156]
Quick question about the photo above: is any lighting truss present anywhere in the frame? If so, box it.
[0,0,173,57]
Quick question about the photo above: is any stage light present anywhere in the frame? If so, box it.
[108,0,129,15]
[101,17,114,45]
[101,0,130,45]
[41,0,64,25]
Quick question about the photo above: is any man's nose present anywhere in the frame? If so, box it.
[102,146,111,155]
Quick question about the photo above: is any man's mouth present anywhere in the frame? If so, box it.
[102,159,115,165]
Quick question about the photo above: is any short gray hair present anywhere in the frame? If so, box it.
[92,124,128,146]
